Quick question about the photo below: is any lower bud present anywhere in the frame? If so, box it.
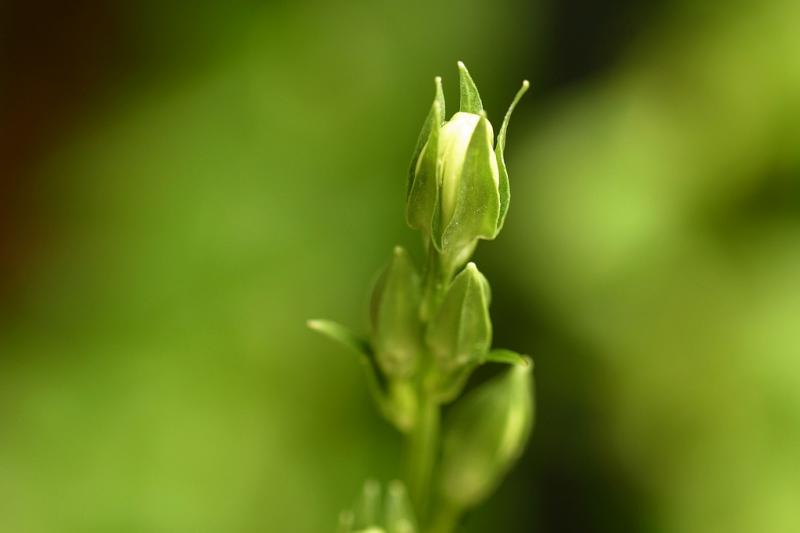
[438,362,535,510]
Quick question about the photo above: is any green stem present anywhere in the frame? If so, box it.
[427,499,461,533]
[407,394,440,522]
[420,244,444,322]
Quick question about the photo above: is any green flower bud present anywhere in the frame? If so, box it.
[370,246,423,379]
[339,480,417,533]
[425,262,492,375]
[438,362,535,510]
[406,62,529,258]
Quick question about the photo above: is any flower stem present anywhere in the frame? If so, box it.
[407,393,440,523]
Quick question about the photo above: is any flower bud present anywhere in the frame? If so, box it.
[438,361,535,510]
[425,262,492,375]
[406,62,529,258]
[370,246,423,379]
[339,480,417,533]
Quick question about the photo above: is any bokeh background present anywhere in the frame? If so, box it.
[2,1,799,532]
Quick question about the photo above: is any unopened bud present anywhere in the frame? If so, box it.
[339,480,418,533]
[438,362,535,510]
[370,246,423,379]
[425,262,492,375]
[406,62,529,260]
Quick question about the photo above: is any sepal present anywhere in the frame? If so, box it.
[457,61,483,114]
[495,80,529,234]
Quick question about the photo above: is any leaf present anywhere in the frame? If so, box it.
[307,319,371,357]
[457,61,483,114]
[495,80,529,235]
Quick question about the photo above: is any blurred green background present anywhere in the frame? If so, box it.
[2,1,799,532]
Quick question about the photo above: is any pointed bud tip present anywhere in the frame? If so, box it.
[435,75,442,83]
[306,319,321,329]
[392,245,405,256]
[522,80,530,89]
[465,262,478,273]
[457,60,466,69]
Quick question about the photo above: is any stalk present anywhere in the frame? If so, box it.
[407,393,440,522]
[409,242,446,522]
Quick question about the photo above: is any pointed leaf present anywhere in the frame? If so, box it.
[495,80,529,234]
[457,61,483,114]
[307,319,371,357]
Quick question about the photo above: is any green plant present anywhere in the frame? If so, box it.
[309,62,533,533]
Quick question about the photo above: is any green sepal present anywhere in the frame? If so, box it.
[370,246,423,380]
[495,80,529,235]
[457,61,483,114]
[307,319,391,422]
[406,99,443,241]
[440,114,501,253]
[426,263,492,375]
[407,77,444,238]
[438,363,535,510]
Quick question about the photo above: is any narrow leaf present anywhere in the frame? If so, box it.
[457,61,483,113]
[307,319,391,420]
[307,319,371,357]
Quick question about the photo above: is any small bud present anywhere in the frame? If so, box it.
[339,480,418,533]
[370,246,423,379]
[425,263,492,375]
[438,362,535,510]
[384,481,417,533]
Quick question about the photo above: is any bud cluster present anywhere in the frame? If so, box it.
[310,63,534,533]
